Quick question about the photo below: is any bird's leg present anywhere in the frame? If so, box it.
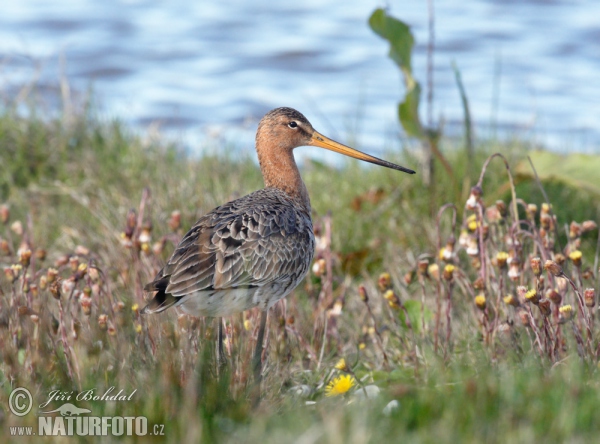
[252,310,268,385]
[216,317,227,371]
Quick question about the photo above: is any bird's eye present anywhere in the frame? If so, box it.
[288,121,298,129]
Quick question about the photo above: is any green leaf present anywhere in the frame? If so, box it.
[369,8,424,139]
[368,9,414,73]
[399,84,424,139]
[398,300,432,334]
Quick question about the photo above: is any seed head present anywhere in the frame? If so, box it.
[530,257,542,277]
[169,210,181,231]
[546,289,562,305]
[544,260,563,277]
[584,288,596,308]
[378,272,392,291]
[358,285,368,302]
[582,220,597,233]
[0,204,9,224]
[538,299,552,317]
[495,200,507,218]
[466,186,482,210]
[98,314,108,330]
[11,220,23,236]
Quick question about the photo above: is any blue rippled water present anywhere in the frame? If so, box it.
[1,0,598,155]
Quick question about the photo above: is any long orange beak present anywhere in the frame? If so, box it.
[308,131,415,174]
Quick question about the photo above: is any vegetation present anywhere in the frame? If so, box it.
[1,99,599,444]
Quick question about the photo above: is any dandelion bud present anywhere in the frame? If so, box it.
[526,203,538,219]
[107,323,117,336]
[169,210,181,231]
[404,270,414,285]
[495,200,507,218]
[55,255,69,267]
[114,301,125,312]
[525,288,539,305]
[584,288,596,308]
[378,272,392,291]
[474,294,486,310]
[135,323,142,334]
[458,229,469,248]
[138,228,152,244]
[428,263,440,281]
[287,315,295,325]
[312,258,326,277]
[0,204,9,224]
[538,299,552,317]
[61,278,75,295]
[49,280,61,300]
[10,220,23,236]
[98,314,108,330]
[496,251,509,268]
[3,267,16,283]
[540,213,553,230]
[33,248,46,262]
[443,264,455,281]
[569,250,582,267]
[0,239,9,255]
[503,294,519,307]
[19,248,31,267]
[125,209,136,238]
[22,278,30,294]
[69,256,80,272]
[334,358,350,372]
[546,289,561,305]
[384,289,401,309]
[558,305,573,323]
[417,260,429,277]
[80,296,92,316]
[39,275,48,291]
[30,314,39,324]
[152,241,164,256]
[569,222,582,239]
[30,283,38,298]
[544,260,563,277]
[518,310,530,327]
[358,285,369,302]
[530,257,542,277]
[582,220,597,233]
[473,277,485,291]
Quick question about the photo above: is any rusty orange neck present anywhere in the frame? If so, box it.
[256,137,311,212]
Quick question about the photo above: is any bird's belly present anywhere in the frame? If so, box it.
[177,279,302,318]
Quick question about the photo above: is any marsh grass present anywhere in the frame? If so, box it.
[1,104,600,443]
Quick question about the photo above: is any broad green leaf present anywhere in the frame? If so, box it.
[399,84,424,139]
[398,300,432,334]
[369,8,424,139]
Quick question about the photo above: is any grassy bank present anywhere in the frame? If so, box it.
[1,106,600,443]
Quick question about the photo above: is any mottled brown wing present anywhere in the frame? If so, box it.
[146,190,313,299]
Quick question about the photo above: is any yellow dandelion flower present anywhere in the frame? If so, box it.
[325,375,356,397]
[569,250,582,266]
[358,342,366,350]
[334,358,349,372]
[474,294,486,310]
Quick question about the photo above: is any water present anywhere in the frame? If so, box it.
[1,0,598,157]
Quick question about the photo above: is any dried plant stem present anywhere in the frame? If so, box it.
[444,282,454,357]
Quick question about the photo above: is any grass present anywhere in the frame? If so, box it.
[1,102,600,443]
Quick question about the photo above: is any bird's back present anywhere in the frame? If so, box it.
[142,188,314,317]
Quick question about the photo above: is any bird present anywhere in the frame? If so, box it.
[141,107,414,382]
